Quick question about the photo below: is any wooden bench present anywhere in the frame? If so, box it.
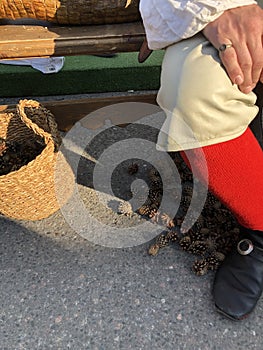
[0,21,158,130]
[0,21,262,133]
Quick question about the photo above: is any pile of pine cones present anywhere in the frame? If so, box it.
[123,153,240,276]
[0,137,45,176]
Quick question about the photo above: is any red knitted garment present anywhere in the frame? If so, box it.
[181,128,263,230]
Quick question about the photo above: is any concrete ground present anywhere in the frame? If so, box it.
[1,99,263,350]
[2,211,263,350]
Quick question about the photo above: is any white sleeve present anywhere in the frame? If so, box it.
[139,0,257,50]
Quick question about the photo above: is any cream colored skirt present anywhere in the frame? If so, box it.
[156,33,259,152]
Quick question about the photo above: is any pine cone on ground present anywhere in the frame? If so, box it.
[182,183,193,196]
[118,201,133,217]
[188,240,209,256]
[137,204,151,217]
[161,213,175,228]
[193,259,209,276]
[179,236,192,251]
[127,162,139,175]
[148,208,161,224]
[166,229,178,243]
[148,244,160,256]
[207,257,220,271]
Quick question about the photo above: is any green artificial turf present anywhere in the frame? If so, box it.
[0,51,164,97]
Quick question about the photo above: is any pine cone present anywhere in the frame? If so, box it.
[161,213,174,228]
[215,236,234,254]
[182,182,193,196]
[180,195,192,207]
[149,191,162,206]
[137,204,151,216]
[203,237,217,253]
[166,230,178,242]
[206,256,221,271]
[179,236,192,251]
[193,259,209,276]
[148,168,159,178]
[127,162,139,175]
[118,201,133,217]
[149,208,160,223]
[188,240,208,256]
[156,234,170,246]
[175,216,184,226]
[180,172,193,182]
[190,214,204,230]
[211,251,226,262]
[166,219,175,229]
[205,194,220,207]
[148,244,160,256]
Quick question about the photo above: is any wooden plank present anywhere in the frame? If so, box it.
[46,92,159,130]
[0,91,158,131]
[0,22,145,59]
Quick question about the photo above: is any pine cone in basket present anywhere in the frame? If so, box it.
[0,137,45,176]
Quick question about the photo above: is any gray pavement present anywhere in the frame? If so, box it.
[1,99,263,349]
[1,211,263,350]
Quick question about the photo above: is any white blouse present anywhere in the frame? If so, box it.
[139,0,257,50]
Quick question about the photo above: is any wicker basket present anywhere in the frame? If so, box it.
[0,99,73,221]
[0,0,141,25]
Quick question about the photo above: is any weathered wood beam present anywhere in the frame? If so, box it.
[0,91,158,131]
[0,21,145,59]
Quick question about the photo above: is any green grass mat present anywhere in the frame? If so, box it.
[0,51,164,98]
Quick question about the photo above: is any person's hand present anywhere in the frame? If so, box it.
[202,4,263,94]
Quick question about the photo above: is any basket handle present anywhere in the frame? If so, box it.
[17,99,61,148]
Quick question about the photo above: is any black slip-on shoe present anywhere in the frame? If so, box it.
[213,227,263,321]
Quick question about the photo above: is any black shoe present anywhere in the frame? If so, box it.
[213,226,263,321]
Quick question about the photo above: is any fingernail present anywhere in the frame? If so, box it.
[243,86,252,94]
[234,75,243,85]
